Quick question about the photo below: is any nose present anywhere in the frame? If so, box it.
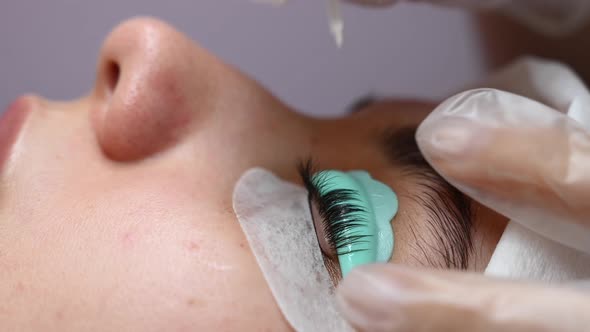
[92,17,213,161]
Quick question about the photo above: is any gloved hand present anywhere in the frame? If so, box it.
[335,57,590,331]
[347,0,590,36]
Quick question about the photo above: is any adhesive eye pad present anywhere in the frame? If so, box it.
[233,168,354,331]
[311,170,398,277]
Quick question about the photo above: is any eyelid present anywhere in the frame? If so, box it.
[299,161,369,258]
[311,185,370,256]
[299,161,398,277]
[379,127,476,269]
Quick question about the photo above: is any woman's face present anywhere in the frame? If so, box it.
[1,18,507,331]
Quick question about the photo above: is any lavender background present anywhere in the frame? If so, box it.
[0,0,486,116]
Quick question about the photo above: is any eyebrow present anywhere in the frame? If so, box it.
[379,126,475,269]
[347,94,379,114]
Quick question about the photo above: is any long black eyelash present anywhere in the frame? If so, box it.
[298,159,371,253]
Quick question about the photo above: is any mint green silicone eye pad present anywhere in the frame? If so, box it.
[300,166,399,277]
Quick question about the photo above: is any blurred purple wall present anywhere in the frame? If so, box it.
[0,1,485,116]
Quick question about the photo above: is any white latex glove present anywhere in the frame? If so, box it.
[335,57,590,331]
[348,0,590,36]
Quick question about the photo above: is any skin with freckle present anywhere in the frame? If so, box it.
[0,17,507,331]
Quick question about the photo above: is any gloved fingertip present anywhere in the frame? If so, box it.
[416,116,488,162]
[416,88,514,164]
[336,265,417,331]
[339,266,590,332]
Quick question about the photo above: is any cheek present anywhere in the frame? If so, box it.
[94,198,288,330]
[100,186,291,331]
[2,181,288,331]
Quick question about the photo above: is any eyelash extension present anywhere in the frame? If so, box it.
[298,159,371,254]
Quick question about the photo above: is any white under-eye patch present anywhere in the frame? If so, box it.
[233,168,353,331]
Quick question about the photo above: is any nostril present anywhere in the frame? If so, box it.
[105,60,120,94]
[92,17,203,161]
[96,58,122,98]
